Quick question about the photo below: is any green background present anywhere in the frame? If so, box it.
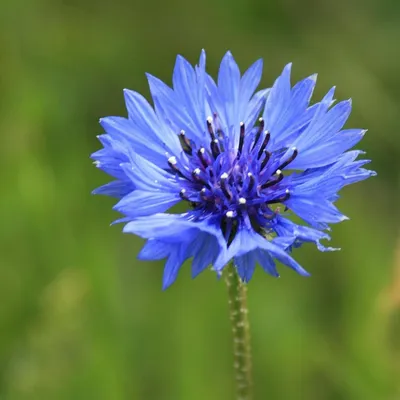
[1,0,399,399]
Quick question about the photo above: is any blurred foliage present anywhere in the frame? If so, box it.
[0,0,399,398]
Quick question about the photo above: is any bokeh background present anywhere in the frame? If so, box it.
[1,0,399,398]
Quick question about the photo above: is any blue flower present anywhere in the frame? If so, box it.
[92,50,376,289]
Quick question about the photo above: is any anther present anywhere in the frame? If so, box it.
[168,156,187,179]
[247,172,255,193]
[266,189,291,205]
[260,150,271,170]
[206,116,216,141]
[257,131,270,159]
[179,188,189,200]
[252,118,265,150]
[210,138,220,158]
[168,156,177,166]
[200,187,209,201]
[238,122,245,156]
[277,147,298,171]
[197,147,209,168]
[261,169,283,189]
[238,197,247,205]
[191,168,202,181]
[220,173,232,200]
[178,130,192,155]
[226,211,234,218]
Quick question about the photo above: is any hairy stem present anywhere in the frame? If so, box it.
[225,263,253,400]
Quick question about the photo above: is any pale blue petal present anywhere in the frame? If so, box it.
[114,191,180,217]
[92,180,134,198]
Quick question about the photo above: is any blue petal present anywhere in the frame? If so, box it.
[268,74,317,149]
[138,239,171,260]
[244,89,270,133]
[99,117,167,165]
[286,86,336,150]
[91,135,131,180]
[120,152,180,191]
[264,63,292,132]
[123,213,227,251]
[124,214,228,287]
[214,227,309,277]
[235,251,257,282]
[123,89,160,133]
[114,191,180,218]
[291,129,365,169]
[172,54,205,135]
[285,196,348,228]
[205,74,228,130]
[290,99,355,168]
[190,231,221,278]
[147,72,204,144]
[273,215,338,252]
[254,249,279,277]
[92,180,134,198]
[218,51,241,127]
[163,244,187,290]
[239,59,263,111]
[194,50,207,125]
[343,167,377,185]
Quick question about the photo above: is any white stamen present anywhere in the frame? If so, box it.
[258,117,263,122]
[226,211,234,218]
[221,172,229,179]
[285,189,290,194]
[180,129,185,135]
[199,147,205,154]
[276,169,282,175]
[207,116,213,124]
[168,156,177,165]
[200,188,206,193]
[240,121,244,126]
[247,172,253,177]
[239,197,247,205]
[180,189,186,194]
[291,146,297,151]
[193,168,201,175]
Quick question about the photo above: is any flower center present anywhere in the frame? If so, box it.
[169,115,298,240]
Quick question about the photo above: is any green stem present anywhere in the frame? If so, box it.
[225,263,253,400]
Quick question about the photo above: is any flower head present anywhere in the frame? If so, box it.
[92,50,376,289]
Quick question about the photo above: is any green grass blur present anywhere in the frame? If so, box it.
[0,0,399,398]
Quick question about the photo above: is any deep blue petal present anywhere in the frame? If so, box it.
[162,244,187,290]
[214,226,309,277]
[138,239,171,260]
[235,251,257,282]
[254,249,279,277]
[190,232,220,278]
